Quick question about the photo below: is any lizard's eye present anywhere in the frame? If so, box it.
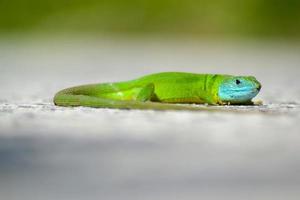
[236,79,241,85]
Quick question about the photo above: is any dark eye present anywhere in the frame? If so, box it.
[236,79,241,85]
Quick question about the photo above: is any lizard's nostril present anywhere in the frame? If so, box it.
[257,85,261,91]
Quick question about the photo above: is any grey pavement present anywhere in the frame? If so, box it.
[0,37,300,200]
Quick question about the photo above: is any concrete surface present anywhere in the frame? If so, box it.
[0,38,300,200]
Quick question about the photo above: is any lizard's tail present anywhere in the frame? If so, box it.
[53,82,221,111]
[54,92,224,111]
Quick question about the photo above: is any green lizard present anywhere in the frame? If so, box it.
[54,72,261,110]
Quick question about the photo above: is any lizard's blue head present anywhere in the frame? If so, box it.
[218,76,261,104]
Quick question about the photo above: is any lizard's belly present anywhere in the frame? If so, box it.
[159,97,205,104]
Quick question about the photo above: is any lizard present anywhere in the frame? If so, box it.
[53,72,261,110]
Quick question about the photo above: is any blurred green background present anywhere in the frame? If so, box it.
[1,0,300,38]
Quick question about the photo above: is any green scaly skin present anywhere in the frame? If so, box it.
[54,72,261,110]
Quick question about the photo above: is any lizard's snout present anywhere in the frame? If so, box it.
[257,85,261,91]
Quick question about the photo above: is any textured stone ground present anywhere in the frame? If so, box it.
[0,38,300,200]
